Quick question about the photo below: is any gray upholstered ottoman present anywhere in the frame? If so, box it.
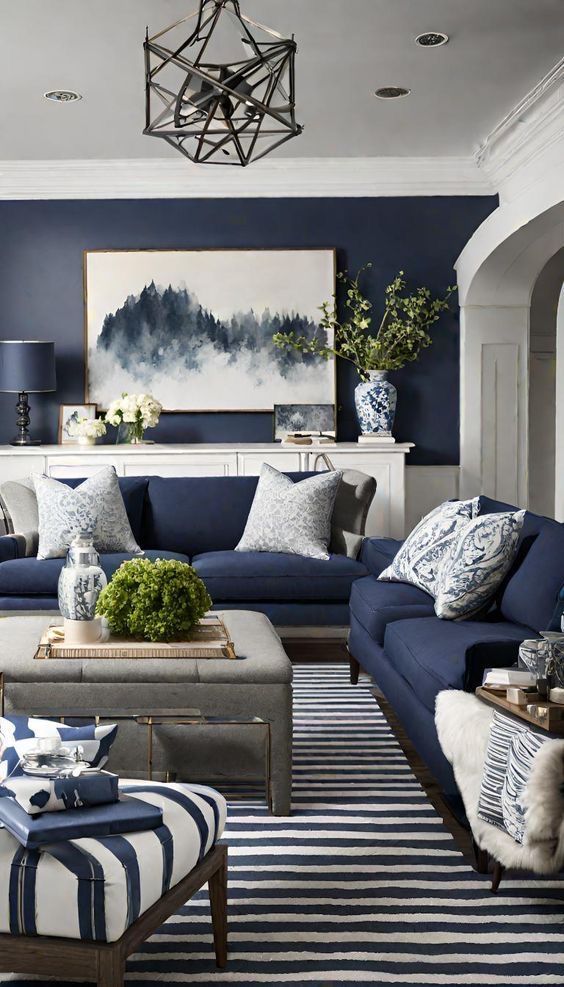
[0,610,293,815]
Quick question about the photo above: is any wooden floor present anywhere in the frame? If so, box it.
[287,643,474,865]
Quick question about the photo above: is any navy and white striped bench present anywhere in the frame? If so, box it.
[0,779,228,986]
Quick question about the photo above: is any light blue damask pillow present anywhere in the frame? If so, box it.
[236,463,342,560]
[434,510,525,620]
[33,466,141,560]
[378,498,479,596]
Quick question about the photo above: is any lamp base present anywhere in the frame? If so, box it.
[10,437,41,446]
[11,391,42,446]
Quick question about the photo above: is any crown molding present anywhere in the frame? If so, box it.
[475,57,564,201]
[0,155,493,200]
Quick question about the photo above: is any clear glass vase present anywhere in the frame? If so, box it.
[116,421,145,444]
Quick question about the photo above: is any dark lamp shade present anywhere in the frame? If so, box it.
[0,341,56,393]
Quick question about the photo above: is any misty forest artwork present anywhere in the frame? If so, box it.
[85,250,335,411]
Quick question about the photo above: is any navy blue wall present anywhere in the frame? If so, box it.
[0,196,496,463]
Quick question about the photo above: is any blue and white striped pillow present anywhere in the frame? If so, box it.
[0,716,118,784]
[502,730,549,844]
[477,711,528,830]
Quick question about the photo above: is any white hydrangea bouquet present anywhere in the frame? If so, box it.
[104,392,163,444]
[68,416,107,446]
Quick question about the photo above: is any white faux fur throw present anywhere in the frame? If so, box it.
[435,690,564,874]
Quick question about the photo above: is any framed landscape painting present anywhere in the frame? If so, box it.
[84,249,335,411]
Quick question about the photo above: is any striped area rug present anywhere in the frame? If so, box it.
[7,664,564,984]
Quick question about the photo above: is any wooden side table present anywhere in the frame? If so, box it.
[475,686,564,735]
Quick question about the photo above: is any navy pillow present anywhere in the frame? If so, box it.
[64,476,148,545]
[500,524,564,632]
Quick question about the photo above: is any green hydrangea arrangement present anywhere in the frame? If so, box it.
[96,558,212,642]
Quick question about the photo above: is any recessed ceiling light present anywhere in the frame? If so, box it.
[44,90,82,103]
[374,86,411,99]
[414,32,449,48]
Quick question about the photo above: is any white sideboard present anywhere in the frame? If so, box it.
[0,442,414,538]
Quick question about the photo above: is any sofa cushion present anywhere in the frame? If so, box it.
[349,575,435,644]
[192,550,367,602]
[500,523,564,632]
[0,550,190,598]
[384,616,537,714]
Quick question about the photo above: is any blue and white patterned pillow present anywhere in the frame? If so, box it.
[501,730,550,844]
[0,716,118,783]
[1,772,119,814]
[477,711,526,830]
[33,466,141,560]
[434,510,525,620]
[378,498,478,596]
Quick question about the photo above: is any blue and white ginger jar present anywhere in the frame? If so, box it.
[354,370,397,436]
[58,532,107,622]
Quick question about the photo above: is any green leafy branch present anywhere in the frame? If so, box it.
[273,264,456,382]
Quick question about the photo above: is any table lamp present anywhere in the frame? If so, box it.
[0,341,57,446]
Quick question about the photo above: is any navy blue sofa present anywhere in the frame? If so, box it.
[348,495,564,801]
[0,473,370,625]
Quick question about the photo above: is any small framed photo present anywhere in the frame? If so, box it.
[274,403,336,441]
[58,403,98,444]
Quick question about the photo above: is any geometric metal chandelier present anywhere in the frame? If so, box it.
[144,0,302,166]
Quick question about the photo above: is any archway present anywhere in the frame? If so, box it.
[528,248,564,516]
[455,199,564,511]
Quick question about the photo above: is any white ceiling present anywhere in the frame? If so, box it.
[1,0,563,161]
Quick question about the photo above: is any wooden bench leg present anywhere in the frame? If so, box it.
[491,861,505,894]
[209,846,228,968]
[472,838,489,875]
[349,653,360,685]
[97,946,125,987]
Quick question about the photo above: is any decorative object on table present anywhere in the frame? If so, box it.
[67,416,106,445]
[144,0,302,166]
[95,557,212,643]
[33,465,141,560]
[274,403,336,442]
[0,715,118,783]
[84,249,335,411]
[0,791,163,849]
[0,341,56,446]
[518,639,548,675]
[235,462,342,561]
[35,614,236,660]
[57,531,108,645]
[0,771,119,814]
[378,498,478,596]
[273,265,454,440]
[434,510,526,620]
[104,391,162,443]
[58,402,97,443]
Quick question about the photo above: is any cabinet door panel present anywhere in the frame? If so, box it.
[47,458,122,478]
[238,452,303,476]
[123,456,237,477]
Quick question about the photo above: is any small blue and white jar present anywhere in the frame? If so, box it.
[354,370,397,436]
[58,532,107,644]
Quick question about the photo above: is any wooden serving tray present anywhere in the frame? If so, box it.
[34,615,236,661]
[476,686,564,735]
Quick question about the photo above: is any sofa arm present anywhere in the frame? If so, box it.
[0,534,25,563]
[360,537,404,576]
[463,638,535,692]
